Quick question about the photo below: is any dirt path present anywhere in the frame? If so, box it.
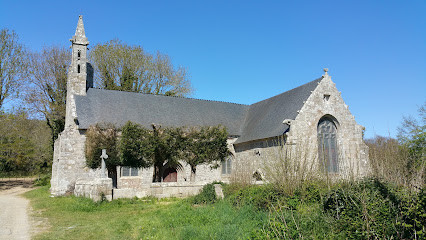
[0,180,35,240]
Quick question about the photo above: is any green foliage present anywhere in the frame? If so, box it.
[226,184,284,210]
[34,173,52,186]
[0,112,51,175]
[85,124,120,169]
[25,186,266,240]
[119,121,153,168]
[397,102,425,185]
[221,179,425,239]
[323,178,425,239]
[150,125,185,182]
[0,28,28,109]
[259,203,338,240]
[90,121,229,183]
[397,188,426,239]
[90,39,192,96]
[181,125,230,181]
[190,182,219,204]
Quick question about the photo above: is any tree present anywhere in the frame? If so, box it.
[86,122,230,183]
[0,28,28,109]
[24,46,70,144]
[397,102,425,185]
[89,39,192,96]
[182,126,229,181]
[85,124,120,187]
[119,121,154,168]
[0,111,51,176]
[150,125,184,182]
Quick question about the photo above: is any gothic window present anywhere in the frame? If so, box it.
[221,158,232,175]
[77,50,81,59]
[318,117,339,173]
[121,166,138,177]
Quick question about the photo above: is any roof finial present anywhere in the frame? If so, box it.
[323,68,329,77]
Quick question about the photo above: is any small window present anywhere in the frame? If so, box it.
[253,171,263,181]
[77,50,81,59]
[221,158,232,175]
[323,94,330,102]
[77,64,80,73]
[121,166,138,177]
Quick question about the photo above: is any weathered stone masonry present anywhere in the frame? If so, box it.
[51,16,369,200]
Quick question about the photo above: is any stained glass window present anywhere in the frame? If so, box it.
[318,118,339,173]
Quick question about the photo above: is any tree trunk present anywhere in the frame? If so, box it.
[190,165,196,182]
[153,164,163,182]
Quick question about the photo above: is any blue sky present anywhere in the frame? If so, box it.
[1,0,425,139]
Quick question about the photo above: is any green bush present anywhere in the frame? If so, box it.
[323,178,425,239]
[34,174,51,186]
[224,178,424,239]
[397,188,425,239]
[226,184,284,210]
[190,182,221,204]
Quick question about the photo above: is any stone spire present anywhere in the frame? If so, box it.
[65,15,93,129]
[70,15,89,45]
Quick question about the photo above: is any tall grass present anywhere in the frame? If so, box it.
[259,139,333,195]
[366,136,422,189]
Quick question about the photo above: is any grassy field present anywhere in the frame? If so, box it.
[24,178,425,239]
[25,186,267,240]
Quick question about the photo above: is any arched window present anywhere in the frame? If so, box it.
[77,50,81,59]
[318,117,339,172]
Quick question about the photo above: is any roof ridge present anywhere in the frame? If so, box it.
[87,88,250,106]
[249,77,323,106]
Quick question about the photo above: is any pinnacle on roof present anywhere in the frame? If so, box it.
[70,15,89,45]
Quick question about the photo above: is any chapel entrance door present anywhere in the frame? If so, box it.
[163,167,177,182]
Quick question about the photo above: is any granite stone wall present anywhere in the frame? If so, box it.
[232,74,370,182]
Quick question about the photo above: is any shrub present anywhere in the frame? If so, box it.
[34,174,51,186]
[397,188,425,239]
[323,178,425,239]
[226,184,284,210]
[191,182,220,204]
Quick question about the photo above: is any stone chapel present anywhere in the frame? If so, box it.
[51,16,369,200]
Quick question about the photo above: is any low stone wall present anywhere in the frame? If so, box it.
[74,178,113,201]
[114,182,204,199]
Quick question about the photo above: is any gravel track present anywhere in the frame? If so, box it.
[0,180,35,240]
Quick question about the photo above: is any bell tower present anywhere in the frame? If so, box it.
[65,15,93,128]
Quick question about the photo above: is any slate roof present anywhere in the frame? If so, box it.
[75,77,323,144]
[75,89,250,136]
[234,77,322,143]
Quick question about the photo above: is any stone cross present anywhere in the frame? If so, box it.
[100,149,108,178]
